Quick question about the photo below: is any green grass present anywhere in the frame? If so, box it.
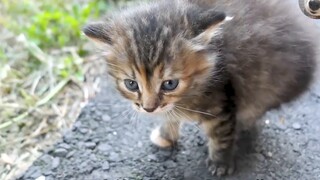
[0,0,107,128]
[0,0,134,179]
[2,0,106,47]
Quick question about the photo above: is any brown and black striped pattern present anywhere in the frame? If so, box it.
[83,0,318,176]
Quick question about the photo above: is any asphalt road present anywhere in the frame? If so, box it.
[19,71,320,180]
[20,1,320,180]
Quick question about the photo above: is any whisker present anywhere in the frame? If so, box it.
[126,110,136,125]
[106,62,123,69]
[132,111,139,129]
[121,109,132,121]
[175,105,216,117]
[173,108,201,132]
[171,109,184,125]
[173,107,190,121]
[107,68,126,74]
[166,111,175,141]
[193,122,202,133]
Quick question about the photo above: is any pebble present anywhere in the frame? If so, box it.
[91,169,109,179]
[109,152,121,162]
[89,120,99,130]
[184,170,194,179]
[66,151,76,159]
[275,122,286,130]
[253,153,265,161]
[102,161,110,170]
[164,160,176,169]
[40,154,53,165]
[292,123,302,130]
[158,150,172,157]
[147,154,158,162]
[58,143,71,150]
[53,148,68,157]
[97,143,112,152]
[63,132,73,143]
[73,121,82,128]
[95,110,103,117]
[265,119,270,125]
[293,144,301,153]
[196,135,205,146]
[35,175,46,180]
[51,157,60,169]
[90,154,98,161]
[79,161,94,173]
[102,114,111,121]
[78,128,89,134]
[85,142,97,149]
[89,106,97,113]
[24,167,41,179]
[137,141,143,148]
[267,152,273,157]
[42,170,53,176]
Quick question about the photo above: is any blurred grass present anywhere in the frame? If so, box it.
[0,0,135,179]
[0,0,105,124]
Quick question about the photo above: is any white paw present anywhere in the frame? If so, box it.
[150,127,172,148]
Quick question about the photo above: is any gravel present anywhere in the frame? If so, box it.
[292,123,302,130]
[52,148,68,158]
[19,74,320,180]
[85,142,97,149]
[102,114,111,121]
[51,157,60,169]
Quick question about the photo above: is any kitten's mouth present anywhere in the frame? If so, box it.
[133,103,174,114]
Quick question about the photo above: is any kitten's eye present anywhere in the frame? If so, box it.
[124,79,139,91]
[161,80,179,91]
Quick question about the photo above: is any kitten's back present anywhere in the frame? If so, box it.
[201,0,319,124]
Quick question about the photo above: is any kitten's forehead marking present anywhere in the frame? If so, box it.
[134,64,164,93]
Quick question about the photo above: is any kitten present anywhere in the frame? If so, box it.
[83,0,319,176]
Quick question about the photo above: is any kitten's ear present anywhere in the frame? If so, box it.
[82,22,112,45]
[189,10,232,49]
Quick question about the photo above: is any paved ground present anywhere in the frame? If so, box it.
[20,2,320,180]
[19,72,320,180]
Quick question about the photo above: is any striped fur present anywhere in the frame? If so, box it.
[84,0,318,176]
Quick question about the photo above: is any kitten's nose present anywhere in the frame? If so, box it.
[143,107,157,112]
[309,0,320,11]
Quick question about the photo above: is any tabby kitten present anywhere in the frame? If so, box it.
[83,0,318,176]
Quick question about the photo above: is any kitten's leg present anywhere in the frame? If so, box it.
[150,119,180,148]
[202,114,236,176]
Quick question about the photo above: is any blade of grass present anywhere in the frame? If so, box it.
[16,34,47,63]
[0,79,70,130]
[36,79,69,106]
[0,111,29,130]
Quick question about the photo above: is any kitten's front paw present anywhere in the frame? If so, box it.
[206,157,235,176]
[150,127,173,148]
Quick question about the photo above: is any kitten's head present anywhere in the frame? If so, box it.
[83,1,230,113]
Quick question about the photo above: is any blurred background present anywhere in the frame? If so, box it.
[0,0,136,179]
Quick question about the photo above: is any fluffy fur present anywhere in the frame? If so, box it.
[83,0,319,176]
